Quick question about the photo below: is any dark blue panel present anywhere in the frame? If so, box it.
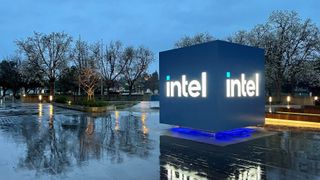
[159,40,265,132]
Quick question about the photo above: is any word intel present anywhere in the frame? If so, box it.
[165,72,260,98]
[166,72,207,97]
[226,72,259,97]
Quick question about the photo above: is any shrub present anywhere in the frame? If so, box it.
[76,100,108,107]
[55,96,68,103]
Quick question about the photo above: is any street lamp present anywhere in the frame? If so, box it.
[49,95,53,102]
[268,96,272,113]
[39,95,42,102]
[287,96,291,109]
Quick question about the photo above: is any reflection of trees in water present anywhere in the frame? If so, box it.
[17,116,70,176]
[0,112,154,176]
[265,131,320,178]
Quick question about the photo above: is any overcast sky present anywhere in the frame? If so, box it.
[0,0,319,72]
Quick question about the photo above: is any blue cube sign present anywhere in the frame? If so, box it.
[159,40,265,132]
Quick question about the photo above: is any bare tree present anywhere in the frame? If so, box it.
[16,32,72,97]
[123,46,154,95]
[93,41,128,95]
[228,11,320,100]
[79,67,100,100]
[174,32,214,48]
[70,36,91,95]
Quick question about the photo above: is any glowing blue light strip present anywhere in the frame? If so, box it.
[170,127,214,138]
[215,128,255,140]
[170,127,255,141]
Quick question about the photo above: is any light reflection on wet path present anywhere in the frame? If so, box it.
[0,102,319,179]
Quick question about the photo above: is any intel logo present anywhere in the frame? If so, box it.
[226,72,259,97]
[165,72,260,98]
[165,72,207,98]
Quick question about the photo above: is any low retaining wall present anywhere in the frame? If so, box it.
[54,103,115,113]
[266,113,320,123]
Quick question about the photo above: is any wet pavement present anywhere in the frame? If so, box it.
[0,102,320,179]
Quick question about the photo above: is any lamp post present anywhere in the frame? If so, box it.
[314,96,318,105]
[38,95,42,103]
[268,96,272,113]
[287,96,291,109]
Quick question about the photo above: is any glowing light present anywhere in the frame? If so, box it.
[49,95,53,102]
[49,104,53,117]
[170,127,255,141]
[265,118,320,129]
[170,127,215,138]
[276,111,320,117]
[229,166,261,180]
[23,94,26,97]
[287,96,291,102]
[269,96,272,103]
[115,111,119,131]
[226,73,259,97]
[215,128,255,140]
[38,103,43,117]
[38,95,42,101]
[164,164,207,180]
[142,125,148,134]
[166,72,207,98]
[141,113,148,134]
[314,96,318,101]
[68,101,71,105]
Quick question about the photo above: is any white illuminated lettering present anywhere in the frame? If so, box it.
[241,74,247,97]
[182,75,189,97]
[255,73,259,96]
[201,72,207,97]
[231,79,241,97]
[171,81,182,97]
[166,81,170,97]
[246,80,255,97]
[165,72,259,98]
[188,80,201,97]
[226,72,260,98]
[166,72,207,98]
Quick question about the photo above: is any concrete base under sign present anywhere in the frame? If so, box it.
[165,126,277,146]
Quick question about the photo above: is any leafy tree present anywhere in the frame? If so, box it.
[56,66,78,94]
[0,60,22,98]
[136,71,159,93]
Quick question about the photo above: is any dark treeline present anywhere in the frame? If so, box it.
[0,34,158,100]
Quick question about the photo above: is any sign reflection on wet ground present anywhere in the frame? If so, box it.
[0,102,320,179]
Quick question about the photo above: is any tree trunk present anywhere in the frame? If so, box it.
[128,84,133,97]
[275,80,282,103]
[1,88,7,99]
[100,79,103,96]
[78,76,81,96]
[49,78,55,97]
